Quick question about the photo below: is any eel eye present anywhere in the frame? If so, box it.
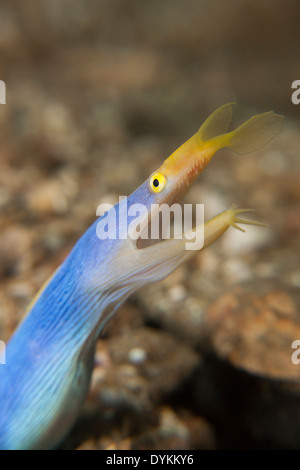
[149,173,167,193]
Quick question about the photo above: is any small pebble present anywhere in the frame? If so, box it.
[168,284,186,302]
[128,347,147,365]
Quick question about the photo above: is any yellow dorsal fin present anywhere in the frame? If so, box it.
[197,102,235,143]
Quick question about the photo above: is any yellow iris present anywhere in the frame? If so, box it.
[149,173,167,193]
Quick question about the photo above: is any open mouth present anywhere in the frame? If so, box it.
[135,193,202,250]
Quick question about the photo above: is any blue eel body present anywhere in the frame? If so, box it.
[0,186,154,449]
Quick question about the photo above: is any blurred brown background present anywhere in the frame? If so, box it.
[0,0,300,449]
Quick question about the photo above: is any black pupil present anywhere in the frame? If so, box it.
[153,178,159,188]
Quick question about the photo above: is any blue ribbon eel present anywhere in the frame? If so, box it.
[0,103,283,449]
